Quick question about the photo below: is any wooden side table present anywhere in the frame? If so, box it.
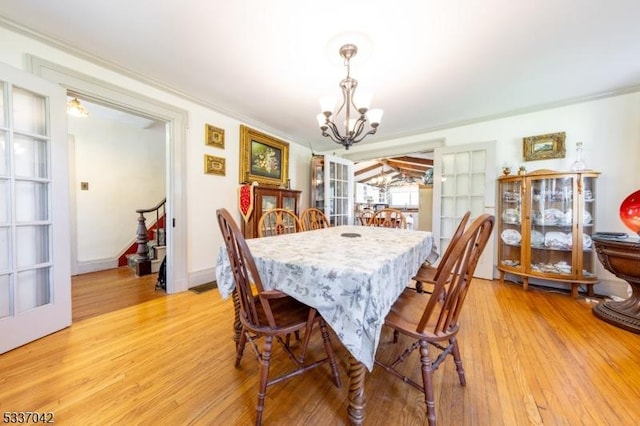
[591,233,640,333]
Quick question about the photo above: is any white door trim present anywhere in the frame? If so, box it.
[26,55,189,293]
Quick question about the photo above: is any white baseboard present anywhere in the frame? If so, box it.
[188,267,216,288]
[75,258,119,275]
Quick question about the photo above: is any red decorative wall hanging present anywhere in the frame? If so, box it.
[239,184,255,222]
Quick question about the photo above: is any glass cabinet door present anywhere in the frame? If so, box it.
[261,195,277,211]
[311,157,324,210]
[282,195,296,211]
[498,179,523,271]
[528,175,574,277]
[581,176,596,278]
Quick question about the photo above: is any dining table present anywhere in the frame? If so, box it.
[215,224,435,425]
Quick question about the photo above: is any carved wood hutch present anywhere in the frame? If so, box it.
[241,186,301,239]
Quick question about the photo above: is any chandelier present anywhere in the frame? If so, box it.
[316,44,383,150]
[67,97,89,117]
[369,167,392,188]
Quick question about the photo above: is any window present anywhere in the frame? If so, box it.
[389,185,419,207]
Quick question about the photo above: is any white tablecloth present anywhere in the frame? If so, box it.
[215,225,434,370]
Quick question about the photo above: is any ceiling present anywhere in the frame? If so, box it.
[1,1,639,154]
[354,154,433,186]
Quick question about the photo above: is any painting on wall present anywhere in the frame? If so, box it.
[205,124,225,149]
[204,154,225,176]
[523,132,566,161]
[239,125,289,186]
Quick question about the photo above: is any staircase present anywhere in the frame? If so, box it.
[126,228,166,273]
[122,198,166,277]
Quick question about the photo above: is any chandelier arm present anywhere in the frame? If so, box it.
[323,122,348,144]
[349,116,368,140]
[351,128,379,144]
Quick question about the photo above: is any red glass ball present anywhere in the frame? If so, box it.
[620,189,640,235]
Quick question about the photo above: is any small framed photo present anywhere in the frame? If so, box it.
[205,124,225,149]
[523,132,566,161]
[239,125,289,186]
[204,154,225,176]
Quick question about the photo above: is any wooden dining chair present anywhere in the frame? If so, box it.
[413,211,471,293]
[257,208,302,237]
[300,207,330,231]
[369,208,407,229]
[216,208,342,425]
[374,214,495,426]
[356,209,373,226]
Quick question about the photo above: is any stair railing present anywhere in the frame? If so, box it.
[134,198,167,276]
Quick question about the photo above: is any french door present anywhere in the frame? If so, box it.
[433,141,496,279]
[0,61,71,353]
[322,155,354,226]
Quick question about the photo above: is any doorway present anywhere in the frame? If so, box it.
[67,97,167,321]
[67,96,166,275]
[28,55,189,295]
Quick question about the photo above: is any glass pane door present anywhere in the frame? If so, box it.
[0,61,70,354]
[323,155,354,226]
[434,142,496,279]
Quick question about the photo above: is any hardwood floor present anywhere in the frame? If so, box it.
[71,267,165,322]
[2,274,640,425]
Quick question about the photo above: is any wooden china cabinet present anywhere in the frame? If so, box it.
[497,169,599,298]
[241,186,301,239]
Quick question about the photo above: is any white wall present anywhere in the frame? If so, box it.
[69,115,165,263]
[336,93,640,296]
[2,25,637,295]
[0,26,312,287]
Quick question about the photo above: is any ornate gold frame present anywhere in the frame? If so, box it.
[205,124,225,149]
[523,132,566,161]
[204,154,225,176]
[239,125,289,186]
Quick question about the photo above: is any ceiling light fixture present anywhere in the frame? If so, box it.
[67,97,89,117]
[316,44,383,150]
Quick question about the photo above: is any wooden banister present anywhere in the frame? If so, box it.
[134,198,166,276]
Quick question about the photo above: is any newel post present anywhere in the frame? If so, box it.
[135,211,151,276]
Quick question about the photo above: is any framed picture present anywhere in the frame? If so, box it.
[204,154,225,176]
[523,132,566,161]
[205,124,225,149]
[239,125,289,186]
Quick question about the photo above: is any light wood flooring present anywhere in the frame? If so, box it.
[71,267,165,322]
[2,270,640,425]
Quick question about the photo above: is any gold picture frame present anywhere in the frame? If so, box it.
[205,124,225,149]
[204,154,226,176]
[239,125,289,186]
[523,132,566,161]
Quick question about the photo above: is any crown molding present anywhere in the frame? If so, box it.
[0,17,294,142]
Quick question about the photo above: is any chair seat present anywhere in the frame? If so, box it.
[385,288,452,341]
[252,295,315,334]
[412,264,437,283]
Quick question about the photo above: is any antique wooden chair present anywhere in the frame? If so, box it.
[368,208,407,229]
[375,214,495,426]
[300,207,330,231]
[356,209,374,226]
[412,211,471,293]
[257,208,302,237]
[216,208,342,425]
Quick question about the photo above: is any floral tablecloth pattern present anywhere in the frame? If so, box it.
[215,225,434,370]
